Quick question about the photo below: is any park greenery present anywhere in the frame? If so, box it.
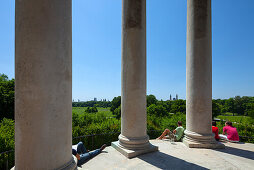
[0,73,254,168]
[72,100,111,108]
[0,74,14,120]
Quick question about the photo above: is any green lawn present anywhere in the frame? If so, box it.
[72,107,113,116]
[217,115,254,125]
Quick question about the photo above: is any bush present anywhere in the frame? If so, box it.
[0,118,15,169]
[110,96,121,112]
[72,109,121,150]
[147,95,157,107]
[85,106,98,113]
[113,105,121,119]
[0,118,14,152]
[147,104,167,117]
[170,100,186,114]
[0,74,15,120]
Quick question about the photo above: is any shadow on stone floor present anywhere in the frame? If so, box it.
[79,150,109,168]
[213,146,254,160]
[137,151,208,170]
[220,141,246,145]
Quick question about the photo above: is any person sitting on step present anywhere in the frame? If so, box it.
[212,121,220,141]
[219,121,239,143]
[157,121,185,141]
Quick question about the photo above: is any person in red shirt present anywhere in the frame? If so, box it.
[212,121,220,141]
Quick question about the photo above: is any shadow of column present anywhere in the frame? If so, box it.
[137,151,208,170]
[213,146,254,160]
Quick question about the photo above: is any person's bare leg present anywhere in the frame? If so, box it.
[157,129,170,140]
[100,144,107,151]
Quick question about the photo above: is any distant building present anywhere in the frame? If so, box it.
[169,94,179,100]
[94,97,97,101]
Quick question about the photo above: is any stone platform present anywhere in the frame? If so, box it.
[79,139,254,170]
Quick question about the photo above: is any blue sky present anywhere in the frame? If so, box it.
[0,0,253,101]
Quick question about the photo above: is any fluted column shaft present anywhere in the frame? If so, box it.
[15,0,75,169]
[119,0,149,149]
[184,0,215,146]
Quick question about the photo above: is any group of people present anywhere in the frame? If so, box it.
[156,120,240,143]
[212,121,239,142]
[73,120,239,167]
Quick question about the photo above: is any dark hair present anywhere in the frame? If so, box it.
[226,121,232,126]
[212,121,216,126]
[178,121,182,126]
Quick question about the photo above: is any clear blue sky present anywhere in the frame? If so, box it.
[0,0,253,101]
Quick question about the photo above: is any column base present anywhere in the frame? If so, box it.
[11,155,77,170]
[183,138,225,149]
[111,141,158,158]
[56,155,77,170]
[183,130,225,149]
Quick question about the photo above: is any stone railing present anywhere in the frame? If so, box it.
[0,150,14,170]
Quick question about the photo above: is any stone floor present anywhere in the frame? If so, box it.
[79,140,254,170]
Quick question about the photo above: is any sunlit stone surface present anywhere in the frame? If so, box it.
[82,140,254,170]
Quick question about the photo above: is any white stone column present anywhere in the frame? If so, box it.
[112,0,158,158]
[15,0,76,169]
[183,0,224,148]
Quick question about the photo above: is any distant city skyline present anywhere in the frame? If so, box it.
[72,98,109,102]
[0,0,253,101]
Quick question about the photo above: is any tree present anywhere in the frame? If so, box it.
[234,96,244,115]
[225,98,235,115]
[72,101,111,108]
[170,100,186,114]
[85,106,98,113]
[147,104,167,117]
[72,112,80,127]
[110,96,121,119]
[212,100,221,118]
[0,74,15,120]
[146,94,157,107]
[241,96,251,115]
[110,96,121,112]
[157,100,171,112]
[0,118,15,152]
[113,105,121,119]
[245,103,254,118]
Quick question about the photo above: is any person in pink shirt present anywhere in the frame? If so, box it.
[219,121,239,142]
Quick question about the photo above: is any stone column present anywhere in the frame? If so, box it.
[15,0,76,169]
[183,0,224,148]
[112,0,158,158]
